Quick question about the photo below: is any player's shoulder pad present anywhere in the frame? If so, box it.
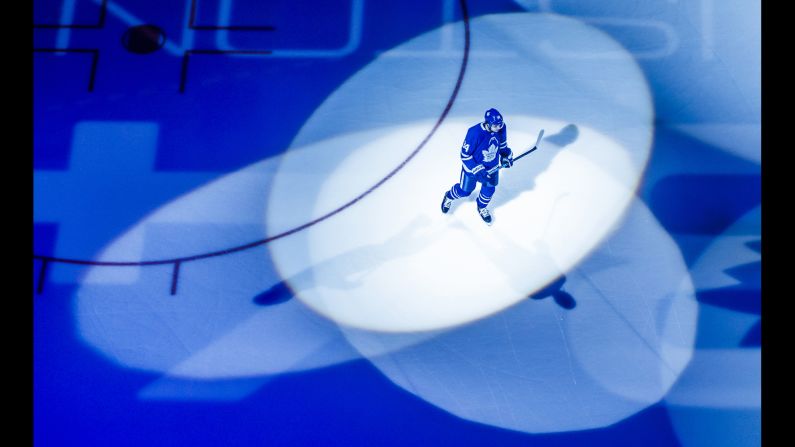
[465,123,484,141]
[468,123,483,135]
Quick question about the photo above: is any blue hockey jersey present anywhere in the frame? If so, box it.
[460,122,511,174]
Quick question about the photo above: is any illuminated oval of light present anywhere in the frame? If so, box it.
[74,156,366,380]
[514,0,761,165]
[342,198,698,433]
[268,13,654,331]
[665,205,760,447]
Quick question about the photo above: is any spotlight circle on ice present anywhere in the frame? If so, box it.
[267,13,655,332]
[341,199,698,433]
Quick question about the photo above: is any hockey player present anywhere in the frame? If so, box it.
[441,108,513,224]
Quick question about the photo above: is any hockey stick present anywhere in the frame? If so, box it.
[487,128,544,175]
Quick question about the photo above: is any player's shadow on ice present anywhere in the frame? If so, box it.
[460,215,577,311]
[530,275,576,309]
[254,216,444,306]
[253,281,293,306]
[486,124,579,211]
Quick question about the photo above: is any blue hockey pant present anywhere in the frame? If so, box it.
[446,167,499,209]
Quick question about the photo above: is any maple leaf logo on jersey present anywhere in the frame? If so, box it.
[482,137,499,162]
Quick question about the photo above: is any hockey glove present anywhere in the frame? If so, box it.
[501,155,513,169]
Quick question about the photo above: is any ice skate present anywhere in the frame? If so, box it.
[478,206,493,225]
[441,193,454,214]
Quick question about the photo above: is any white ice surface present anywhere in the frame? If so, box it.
[341,199,697,433]
[268,13,654,331]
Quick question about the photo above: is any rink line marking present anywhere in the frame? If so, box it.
[33,48,99,92]
[34,0,108,28]
[33,0,471,294]
[188,0,275,31]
